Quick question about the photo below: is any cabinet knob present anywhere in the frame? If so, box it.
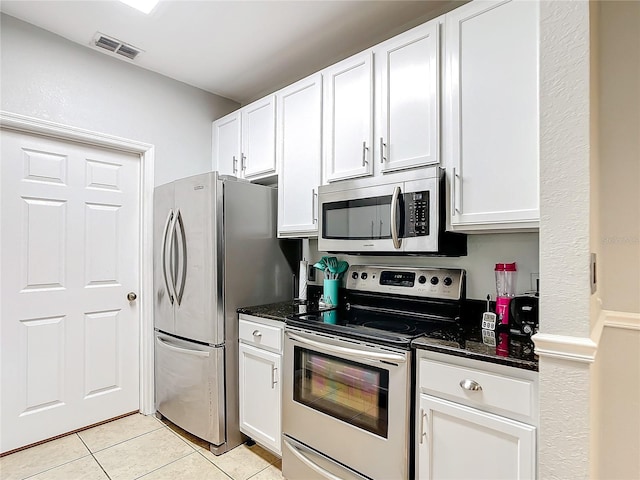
[252,330,262,338]
[459,379,482,391]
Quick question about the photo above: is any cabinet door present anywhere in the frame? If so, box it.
[417,394,536,480]
[241,95,277,179]
[239,343,281,456]
[445,0,539,231]
[323,51,373,182]
[212,111,241,177]
[376,20,440,174]
[277,74,322,237]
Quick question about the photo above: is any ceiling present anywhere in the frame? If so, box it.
[0,0,463,104]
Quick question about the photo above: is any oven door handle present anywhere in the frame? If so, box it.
[284,438,349,480]
[286,332,406,364]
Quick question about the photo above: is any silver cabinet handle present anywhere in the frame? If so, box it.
[287,332,406,364]
[452,167,461,214]
[272,365,278,388]
[362,141,368,166]
[174,209,187,306]
[312,188,318,224]
[232,155,238,174]
[252,330,262,337]
[419,408,428,445]
[162,210,176,304]
[460,379,482,391]
[390,186,402,250]
[156,337,210,357]
[380,137,386,164]
[241,153,247,171]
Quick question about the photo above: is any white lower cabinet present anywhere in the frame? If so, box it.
[238,314,283,456]
[416,351,538,479]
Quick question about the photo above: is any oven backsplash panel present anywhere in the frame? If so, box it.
[308,232,539,300]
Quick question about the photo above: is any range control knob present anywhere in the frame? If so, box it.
[418,275,427,284]
[351,271,359,279]
[430,276,439,285]
[443,277,453,287]
[361,272,368,280]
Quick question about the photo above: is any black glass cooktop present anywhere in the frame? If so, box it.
[286,304,464,349]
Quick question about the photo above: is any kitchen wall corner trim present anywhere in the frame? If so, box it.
[531,332,598,363]
[1,110,156,415]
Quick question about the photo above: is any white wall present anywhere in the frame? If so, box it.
[309,233,539,300]
[0,14,239,187]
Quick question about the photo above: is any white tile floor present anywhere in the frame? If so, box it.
[0,414,284,480]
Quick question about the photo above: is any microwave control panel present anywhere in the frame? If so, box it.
[404,191,429,237]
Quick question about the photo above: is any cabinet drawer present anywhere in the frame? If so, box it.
[419,358,535,420]
[239,318,282,352]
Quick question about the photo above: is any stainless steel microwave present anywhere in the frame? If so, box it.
[318,168,466,255]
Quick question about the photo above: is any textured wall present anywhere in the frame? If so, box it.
[539,0,592,339]
[0,14,239,187]
[538,1,593,479]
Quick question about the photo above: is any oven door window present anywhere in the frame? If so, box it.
[322,196,392,240]
[293,346,389,438]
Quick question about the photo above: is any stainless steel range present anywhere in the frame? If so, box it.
[282,265,466,480]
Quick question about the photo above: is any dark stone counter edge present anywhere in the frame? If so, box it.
[237,301,297,323]
[238,301,539,372]
[412,337,539,372]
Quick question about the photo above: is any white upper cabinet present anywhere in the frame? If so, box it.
[277,73,323,238]
[212,97,277,182]
[241,95,277,180]
[375,20,440,174]
[212,110,241,177]
[323,51,374,183]
[444,0,540,232]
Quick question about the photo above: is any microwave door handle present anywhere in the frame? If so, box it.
[391,186,402,249]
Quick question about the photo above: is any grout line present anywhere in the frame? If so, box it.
[87,424,166,455]
[21,434,95,479]
[194,449,234,479]
[77,435,113,480]
[131,450,195,479]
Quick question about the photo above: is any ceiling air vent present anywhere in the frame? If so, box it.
[93,33,142,60]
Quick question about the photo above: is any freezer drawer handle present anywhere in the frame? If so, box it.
[156,337,210,357]
[284,439,343,480]
[286,332,406,364]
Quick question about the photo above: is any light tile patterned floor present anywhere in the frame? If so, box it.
[0,414,284,480]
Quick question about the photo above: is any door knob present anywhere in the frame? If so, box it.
[127,292,138,301]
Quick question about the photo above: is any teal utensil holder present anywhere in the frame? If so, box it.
[323,279,339,307]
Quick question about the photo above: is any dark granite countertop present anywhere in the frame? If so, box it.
[412,326,538,371]
[237,300,319,323]
[238,292,538,372]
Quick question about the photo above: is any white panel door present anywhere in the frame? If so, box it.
[445,0,539,231]
[277,73,322,237]
[417,394,536,479]
[241,95,277,179]
[212,111,241,177]
[376,20,440,174]
[323,51,374,182]
[0,129,141,453]
[238,343,281,456]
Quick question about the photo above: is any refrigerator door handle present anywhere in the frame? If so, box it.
[162,209,175,304]
[174,209,187,306]
[156,336,210,357]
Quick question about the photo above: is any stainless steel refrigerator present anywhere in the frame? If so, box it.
[153,172,294,454]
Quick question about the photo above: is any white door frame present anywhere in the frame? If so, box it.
[0,110,156,415]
